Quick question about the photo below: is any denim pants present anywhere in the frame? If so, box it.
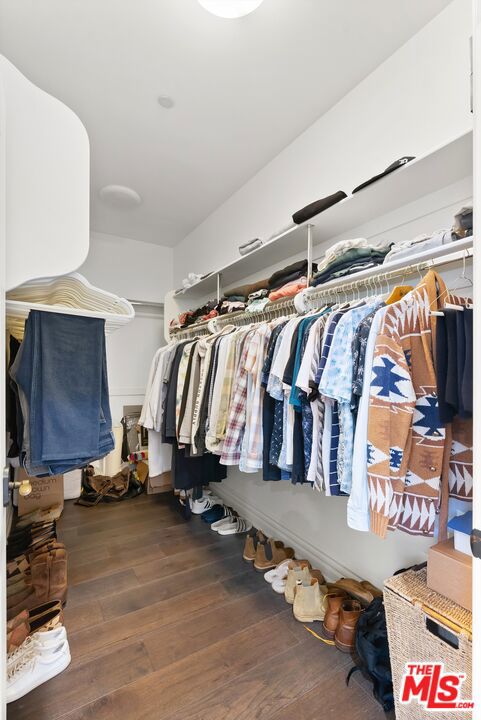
[11,310,114,476]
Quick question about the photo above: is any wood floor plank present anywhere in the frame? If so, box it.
[62,599,104,634]
[56,613,301,720]
[68,582,232,660]
[143,588,287,671]
[267,664,387,720]
[159,636,350,720]
[68,543,167,585]
[133,538,242,585]
[100,553,246,619]
[9,495,375,720]
[8,640,154,720]
[67,568,140,607]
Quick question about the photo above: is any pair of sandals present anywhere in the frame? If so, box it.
[210,506,252,536]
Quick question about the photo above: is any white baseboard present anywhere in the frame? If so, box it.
[214,484,360,582]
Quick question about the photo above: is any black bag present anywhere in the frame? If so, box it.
[346,597,394,712]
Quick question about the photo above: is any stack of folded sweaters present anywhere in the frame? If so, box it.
[311,238,392,287]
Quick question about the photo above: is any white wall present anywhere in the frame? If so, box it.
[106,306,164,426]
[80,231,173,304]
[172,0,473,587]
[174,0,472,286]
[80,231,169,433]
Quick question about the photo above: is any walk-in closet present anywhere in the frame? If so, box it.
[0,1,480,718]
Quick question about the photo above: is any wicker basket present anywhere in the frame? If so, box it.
[384,567,472,720]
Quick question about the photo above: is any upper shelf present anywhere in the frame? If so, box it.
[174,129,472,300]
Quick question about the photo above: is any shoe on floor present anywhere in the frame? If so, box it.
[201,504,228,524]
[210,507,237,531]
[264,558,293,585]
[16,504,63,529]
[7,639,71,703]
[334,599,363,653]
[253,538,295,572]
[293,578,330,623]
[217,517,252,535]
[242,528,266,562]
[283,561,311,603]
[321,590,349,639]
[333,578,374,606]
[190,495,223,515]
[7,608,65,656]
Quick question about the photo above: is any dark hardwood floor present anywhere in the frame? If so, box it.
[8,493,388,720]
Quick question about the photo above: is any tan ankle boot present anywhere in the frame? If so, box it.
[243,529,266,562]
[253,538,294,571]
[321,591,348,639]
[292,578,329,622]
[284,561,311,604]
[49,548,68,605]
[30,552,51,604]
[334,599,363,653]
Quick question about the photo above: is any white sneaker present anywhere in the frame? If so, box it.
[7,640,71,703]
[190,495,223,515]
[264,558,292,585]
[7,627,67,671]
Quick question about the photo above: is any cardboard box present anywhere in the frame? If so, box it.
[147,471,172,495]
[17,468,64,516]
[427,538,472,611]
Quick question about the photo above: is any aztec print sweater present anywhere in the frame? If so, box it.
[367,270,472,538]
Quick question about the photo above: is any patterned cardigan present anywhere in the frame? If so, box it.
[367,270,472,538]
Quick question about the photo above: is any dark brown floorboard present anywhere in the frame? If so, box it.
[7,494,387,720]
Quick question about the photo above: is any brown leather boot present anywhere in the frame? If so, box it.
[30,551,51,605]
[334,599,363,653]
[253,538,295,571]
[243,528,266,562]
[49,548,68,605]
[321,591,348,639]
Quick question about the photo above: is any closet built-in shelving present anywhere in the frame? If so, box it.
[174,130,472,299]
[165,129,473,340]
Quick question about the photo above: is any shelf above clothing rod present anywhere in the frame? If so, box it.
[172,130,472,301]
[170,236,473,338]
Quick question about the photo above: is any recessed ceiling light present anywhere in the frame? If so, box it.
[198,0,264,19]
[157,95,175,109]
[99,185,142,209]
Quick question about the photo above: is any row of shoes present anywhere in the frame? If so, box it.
[190,492,252,536]
[6,503,71,703]
[6,600,71,703]
[244,528,382,653]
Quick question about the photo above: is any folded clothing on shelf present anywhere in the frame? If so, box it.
[246,298,271,313]
[239,238,263,256]
[268,259,317,291]
[269,276,307,301]
[311,246,391,287]
[224,278,269,301]
[383,229,455,264]
[292,190,347,225]
[352,156,415,193]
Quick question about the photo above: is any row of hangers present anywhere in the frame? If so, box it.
[6,272,135,338]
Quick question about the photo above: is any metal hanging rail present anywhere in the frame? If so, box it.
[169,238,473,339]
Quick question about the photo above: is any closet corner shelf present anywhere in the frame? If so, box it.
[174,129,472,301]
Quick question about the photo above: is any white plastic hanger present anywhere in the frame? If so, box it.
[6,272,135,336]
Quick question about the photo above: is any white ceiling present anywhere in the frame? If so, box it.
[0,0,451,247]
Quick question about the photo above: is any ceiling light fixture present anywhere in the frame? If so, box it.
[197,0,264,19]
[99,185,142,209]
[157,95,175,109]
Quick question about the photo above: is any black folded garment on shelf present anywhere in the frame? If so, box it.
[352,156,415,194]
[268,259,318,291]
[292,190,347,225]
